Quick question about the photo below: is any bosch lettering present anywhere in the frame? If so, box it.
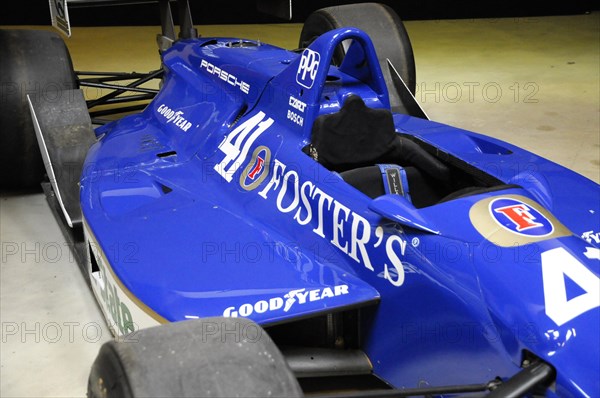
[287,110,304,127]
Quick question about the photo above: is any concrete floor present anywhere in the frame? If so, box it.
[1,12,599,397]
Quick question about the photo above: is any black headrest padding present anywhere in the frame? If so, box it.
[311,95,396,172]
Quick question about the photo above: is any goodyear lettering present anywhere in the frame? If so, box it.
[200,59,250,94]
[156,104,192,132]
[223,285,349,317]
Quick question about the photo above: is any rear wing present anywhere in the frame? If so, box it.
[49,0,292,38]
[50,0,165,37]
[49,0,196,41]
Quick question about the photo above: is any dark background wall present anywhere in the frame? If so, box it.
[1,0,597,26]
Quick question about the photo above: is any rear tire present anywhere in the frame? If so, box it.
[88,318,303,398]
[299,3,416,96]
[0,29,77,190]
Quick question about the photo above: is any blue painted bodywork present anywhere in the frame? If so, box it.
[81,28,599,396]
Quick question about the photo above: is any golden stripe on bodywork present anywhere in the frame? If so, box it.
[469,194,571,247]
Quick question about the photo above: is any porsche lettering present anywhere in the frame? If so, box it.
[200,59,250,94]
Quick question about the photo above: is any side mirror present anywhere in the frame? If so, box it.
[369,194,439,234]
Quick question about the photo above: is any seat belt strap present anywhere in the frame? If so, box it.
[378,164,412,202]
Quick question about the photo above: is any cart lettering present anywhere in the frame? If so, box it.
[289,95,307,112]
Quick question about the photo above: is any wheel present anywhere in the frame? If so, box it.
[87,318,303,398]
[299,3,416,103]
[0,29,77,190]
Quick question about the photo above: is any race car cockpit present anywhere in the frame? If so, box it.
[305,95,518,208]
[305,95,452,207]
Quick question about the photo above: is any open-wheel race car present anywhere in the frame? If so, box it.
[1,1,599,397]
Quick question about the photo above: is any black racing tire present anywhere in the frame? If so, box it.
[299,3,416,96]
[87,318,303,398]
[0,29,77,191]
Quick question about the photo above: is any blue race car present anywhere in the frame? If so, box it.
[8,1,599,397]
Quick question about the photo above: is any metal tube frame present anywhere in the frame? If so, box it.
[78,0,197,125]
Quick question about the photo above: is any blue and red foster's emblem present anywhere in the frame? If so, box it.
[247,155,265,181]
[240,146,270,191]
[489,197,554,236]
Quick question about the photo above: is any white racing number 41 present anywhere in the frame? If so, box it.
[541,247,600,327]
[215,112,274,182]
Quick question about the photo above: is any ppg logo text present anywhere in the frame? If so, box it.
[296,49,320,89]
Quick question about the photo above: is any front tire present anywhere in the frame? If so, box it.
[0,29,77,190]
[88,318,303,398]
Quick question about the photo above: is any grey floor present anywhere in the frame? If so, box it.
[1,12,599,397]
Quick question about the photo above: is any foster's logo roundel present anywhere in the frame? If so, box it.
[240,146,271,191]
[489,197,554,237]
